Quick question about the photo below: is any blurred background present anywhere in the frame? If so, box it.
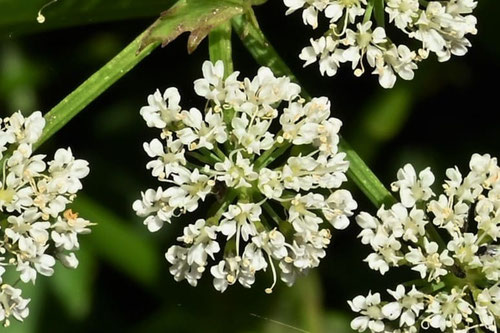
[0,0,498,332]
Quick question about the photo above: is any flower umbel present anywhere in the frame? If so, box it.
[134,60,357,293]
[350,153,500,332]
[0,111,92,327]
[284,0,477,88]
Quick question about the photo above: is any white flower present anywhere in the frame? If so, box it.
[132,187,174,232]
[231,114,274,155]
[51,209,93,251]
[219,203,261,243]
[428,194,469,234]
[0,110,92,326]
[349,292,385,332]
[194,60,229,104]
[475,285,500,332]
[412,2,477,62]
[4,111,45,145]
[391,163,435,207]
[167,167,213,213]
[283,0,477,88]
[214,151,258,189]
[299,36,344,76]
[47,148,90,194]
[140,87,182,129]
[353,154,499,333]
[0,285,30,327]
[258,168,283,199]
[177,108,227,150]
[177,219,220,268]
[136,60,355,292]
[382,285,425,326]
[343,22,387,76]
[325,0,366,24]
[323,189,357,229]
[422,288,474,331]
[373,44,418,89]
[210,255,256,292]
[165,246,203,286]
[386,0,419,30]
[144,137,186,180]
[405,238,454,281]
[447,233,481,268]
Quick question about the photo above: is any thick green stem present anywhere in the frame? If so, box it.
[373,0,386,28]
[232,12,395,207]
[208,21,234,78]
[208,21,235,133]
[34,32,159,151]
[339,140,395,207]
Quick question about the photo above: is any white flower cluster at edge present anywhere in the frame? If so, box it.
[283,0,477,88]
[349,153,500,332]
[134,60,357,293]
[0,111,92,327]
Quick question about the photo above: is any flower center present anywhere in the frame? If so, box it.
[357,32,373,49]
[0,188,16,204]
[426,253,442,269]
[366,305,383,319]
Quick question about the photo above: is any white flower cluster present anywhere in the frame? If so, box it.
[0,111,92,327]
[134,60,357,293]
[283,0,477,88]
[350,153,500,332]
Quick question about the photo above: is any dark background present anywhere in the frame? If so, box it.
[0,1,498,332]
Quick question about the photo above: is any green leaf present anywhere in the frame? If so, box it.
[0,0,176,38]
[49,248,96,320]
[323,312,353,333]
[72,195,160,287]
[139,0,245,54]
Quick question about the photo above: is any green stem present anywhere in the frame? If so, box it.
[232,12,396,207]
[208,22,235,134]
[232,13,311,101]
[372,0,386,28]
[208,21,234,79]
[212,144,227,161]
[207,189,238,225]
[188,151,217,165]
[255,140,288,170]
[363,1,375,23]
[339,140,395,207]
[35,32,159,151]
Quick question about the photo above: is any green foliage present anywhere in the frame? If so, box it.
[72,195,160,287]
[0,0,176,37]
[349,87,413,161]
[139,0,246,54]
[33,32,158,151]
[49,249,97,320]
